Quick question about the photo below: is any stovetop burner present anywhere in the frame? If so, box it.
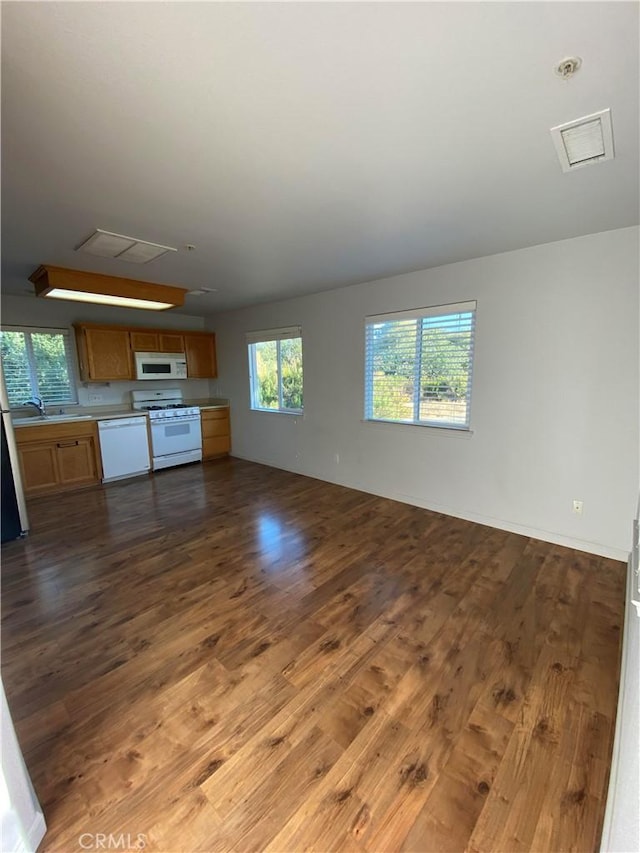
[131,389,200,419]
[141,403,190,411]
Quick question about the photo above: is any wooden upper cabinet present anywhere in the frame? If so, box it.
[130,331,159,352]
[74,323,216,380]
[76,326,134,381]
[129,331,185,353]
[159,333,185,353]
[184,333,217,378]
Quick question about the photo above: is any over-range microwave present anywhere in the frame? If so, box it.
[135,351,187,381]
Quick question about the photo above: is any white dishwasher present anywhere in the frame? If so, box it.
[98,416,151,483]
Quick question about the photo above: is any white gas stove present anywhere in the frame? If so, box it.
[131,389,202,470]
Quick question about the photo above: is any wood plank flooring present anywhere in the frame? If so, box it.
[1,458,625,852]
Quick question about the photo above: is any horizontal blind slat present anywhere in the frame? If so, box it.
[366,301,476,324]
[1,325,70,336]
[1,327,77,406]
[246,326,301,344]
[365,301,475,428]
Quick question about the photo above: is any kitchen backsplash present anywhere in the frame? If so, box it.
[75,378,217,408]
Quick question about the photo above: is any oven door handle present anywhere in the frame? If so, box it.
[150,415,201,426]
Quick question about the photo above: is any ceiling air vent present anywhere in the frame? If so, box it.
[76,229,177,263]
[187,287,218,297]
[550,109,614,173]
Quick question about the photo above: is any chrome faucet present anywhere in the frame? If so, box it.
[23,397,46,417]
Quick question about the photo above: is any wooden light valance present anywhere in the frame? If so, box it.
[29,265,188,311]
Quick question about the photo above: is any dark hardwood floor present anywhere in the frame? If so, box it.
[1,458,625,852]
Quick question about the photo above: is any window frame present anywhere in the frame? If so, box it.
[364,301,476,431]
[247,326,303,415]
[0,325,79,409]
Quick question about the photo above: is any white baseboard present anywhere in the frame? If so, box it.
[599,557,640,851]
[230,452,628,561]
[27,811,46,852]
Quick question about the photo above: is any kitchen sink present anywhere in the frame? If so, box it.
[12,414,93,425]
[46,414,93,421]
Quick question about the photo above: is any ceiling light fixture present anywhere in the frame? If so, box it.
[76,229,177,264]
[29,265,187,311]
[550,109,614,172]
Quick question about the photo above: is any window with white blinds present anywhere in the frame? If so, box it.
[364,301,476,429]
[247,326,303,414]
[0,326,78,407]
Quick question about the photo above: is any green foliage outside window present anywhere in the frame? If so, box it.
[367,311,474,427]
[280,338,303,410]
[254,340,278,409]
[1,328,76,406]
[251,336,303,412]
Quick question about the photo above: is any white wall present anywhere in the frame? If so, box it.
[1,679,46,852]
[211,226,639,560]
[0,295,217,406]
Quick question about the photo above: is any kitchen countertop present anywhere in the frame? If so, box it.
[11,399,229,428]
[12,410,145,428]
[184,398,230,410]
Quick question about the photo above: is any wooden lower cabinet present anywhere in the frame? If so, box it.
[18,443,59,493]
[16,421,102,496]
[201,408,231,460]
[56,438,98,487]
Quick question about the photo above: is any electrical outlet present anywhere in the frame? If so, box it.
[88,393,103,404]
[573,500,584,515]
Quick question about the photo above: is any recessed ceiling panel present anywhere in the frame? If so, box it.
[76,229,176,263]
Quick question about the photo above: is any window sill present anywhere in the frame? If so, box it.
[362,418,473,438]
[250,408,303,417]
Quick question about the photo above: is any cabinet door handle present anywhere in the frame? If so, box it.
[57,440,79,447]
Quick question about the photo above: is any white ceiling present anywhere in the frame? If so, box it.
[1,2,638,314]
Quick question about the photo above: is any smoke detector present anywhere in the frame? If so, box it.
[550,109,614,173]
